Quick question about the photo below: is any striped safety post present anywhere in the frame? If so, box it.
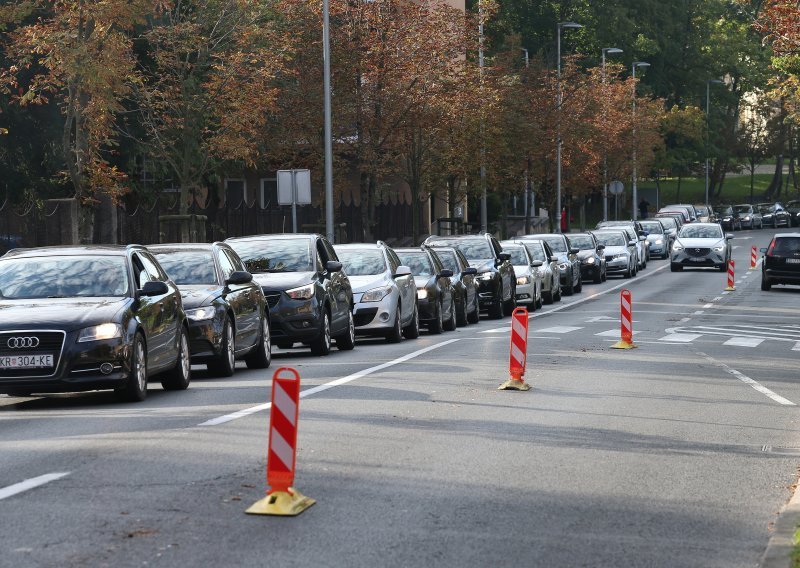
[246,367,315,516]
[725,259,736,291]
[750,246,757,270]
[499,307,531,391]
[611,289,636,349]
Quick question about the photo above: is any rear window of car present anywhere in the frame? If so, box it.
[396,251,434,276]
[337,249,386,276]
[153,250,217,285]
[773,237,800,253]
[640,222,663,234]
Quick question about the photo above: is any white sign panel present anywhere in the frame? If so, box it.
[277,169,312,205]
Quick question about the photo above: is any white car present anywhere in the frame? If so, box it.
[499,242,543,310]
[670,223,732,272]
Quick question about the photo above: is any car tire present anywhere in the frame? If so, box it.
[503,285,517,315]
[670,263,683,272]
[275,341,293,350]
[208,317,235,377]
[593,268,602,284]
[116,332,147,402]
[761,275,772,291]
[443,301,457,331]
[575,277,582,293]
[161,326,191,391]
[563,272,574,296]
[310,311,332,355]
[336,310,356,350]
[429,301,444,333]
[467,296,480,324]
[386,304,403,343]
[403,302,421,339]
[488,287,504,319]
[554,280,562,302]
[245,315,272,369]
[543,290,553,305]
[456,295,468,327]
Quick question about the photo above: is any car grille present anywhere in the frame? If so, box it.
[354,308,379,327]
[685,248,711,257]
[0,330,65,378]
[265,293,281,308]
[605,255,615,262]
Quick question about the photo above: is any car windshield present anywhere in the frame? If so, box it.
[640,222,663,234]
[714,207,731,215]
[568,235,594,249]
[787,201,800,212]
[396,251,433,276]
[773,237,800,253]
[0,255,129,299]
[734,205,751,214]
[505,247,528,265]
[695,206,709,216]
[539,235,567,252]
[594,233,626,247]
[435,251,459,273]
[757,204,772,214]
[657,218,677,230]
[521,242,547,262]
[153,250,217,285]
[337,249,386,276]
[229,238,313,273]
[429,239,493,260]
[679,225,723,239]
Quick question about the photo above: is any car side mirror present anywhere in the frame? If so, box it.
[638,231,647,237]
[531,260,543,267]
[628,240,637,247]
[394,265,412,278]
[140,281,169,297]
[550,255,559,262]
[325,261,342,274]
[438,269,453,279]
[463,267,478,275]
[725,234,734,240]
[226,270,253,285]
[760,247,767,253]
[569,247,580,255]
[596,245,605,251]
[497,252,511,262]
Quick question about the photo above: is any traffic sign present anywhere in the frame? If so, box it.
[609,181,624,195]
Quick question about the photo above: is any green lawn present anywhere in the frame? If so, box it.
[652,173,797,205]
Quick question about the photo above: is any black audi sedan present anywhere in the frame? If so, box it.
[150,243,271,376]
[0,245,190,402]
[395,247,456,333]
[425,245,479,325]
[423,234,514,319]
[226,234,355,356]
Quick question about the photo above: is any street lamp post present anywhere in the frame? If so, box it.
[631,61,650,220]
[601,47,623,222]
[706,79,724,207]
[323,0,334,242]
[479,2,487,233]
[556,22,582,233]
[520,47,532,233]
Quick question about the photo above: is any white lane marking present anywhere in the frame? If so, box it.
[723,337,765,348]
[658,333,702,343]
[793,342,800,352]
[722,291,730,295]
[679,317,691,323]
[703,303,713,309]
[698,352,795,406]
[479,328,507,334]
[0,472,70,501]
[693,310,705,315]
[199,339,461,427]
[713,296,722,301]
[537,326,583,334]
[596,329,626,337]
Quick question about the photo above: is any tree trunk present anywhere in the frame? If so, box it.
[676,176,682,203]
[359,171,372,242]
[764,155,783,200]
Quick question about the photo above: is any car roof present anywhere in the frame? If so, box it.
[774,233,800,238]
[2,244,137,259]
[334,242,387,250]
[149,242,229,251]
[226,233,321,242]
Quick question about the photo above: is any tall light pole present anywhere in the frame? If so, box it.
[631,61,649,220]
[556,21,582,233]
[705,79,724,207]
[479,2,487,233]
[601,47,623,222]
[323,0,334,241]
[521,47,532,233]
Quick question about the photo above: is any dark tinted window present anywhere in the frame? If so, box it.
[773,237,800,253]
[229,238,313,273]
[0,255,129,299]
[679,225,723,239]
[154,250,217,285]
[436,250,459,273]
[505,247,529,265]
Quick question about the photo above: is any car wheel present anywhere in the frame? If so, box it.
[443,300,457,331]
[575,277,582,293]
[670,263,683,272]
[116,332,147,402]
[245,315,272,369]
[208,317,235,377]
[593,268,602,284]
[386,304,403,343]
[761,274,772,291]
[554,279,562,302]
[543,289,553,305]
[310,311,332,355]
[563,272,574,296]
[403,302,421,339]
[429,301,444,333]
[161,326,191,391]
[467,296,480,324]
[624,264,632,278]
[488,286,504,319]
[336,310,356,350]
[503,285,517,315]
[456,295,468,327]
[535,287,543,309]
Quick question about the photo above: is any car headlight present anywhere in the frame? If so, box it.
[361,285,392,302]
[712,245,725,252]
[672,242,684,251]
[286,283,315,300]
[744,216,751,221]
[77,323,123,343]
[723,217,731,221]
[558,262,568,270]
[478,271,493,281]
[582,257,595,264]
[417,289,428,300]
[516,275,531,285]
[613,253,628,260]
[654,239,664,245]
[186,306,216,321]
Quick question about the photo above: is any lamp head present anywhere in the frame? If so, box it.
[603,48,623,55]
[633,61,651,68]
[559,22,583,29]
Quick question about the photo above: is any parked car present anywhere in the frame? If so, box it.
[596,221,647,269]
[693,204,714,223]
[226,234,355,356]
[668,203,699,222]
[670,223,732,272]
[655,211,685,231]
[525,234,582,295]
[639,220,670,259]
[658,207,691,224]
[592,230,637,278]
[498,242,543,309]
[151,243,271,377]
[653,216,678,250]
[424,234,515,318]
[395,247,456,333]
[787,200,800,227]
[334,242,419,342]
[714,205,740,231]
[733,204,762,229]
[428,246,480,325]
[761,233,800,290]
[0,245,190,401]
[510,239,561,304]
[757,202,792,228]
[565,232,607,283]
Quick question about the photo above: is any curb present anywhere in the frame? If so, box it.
[760,481,800,568]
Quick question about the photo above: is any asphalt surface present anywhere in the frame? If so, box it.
[1,228,799,567]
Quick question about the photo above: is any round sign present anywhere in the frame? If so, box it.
[608,181,624,195]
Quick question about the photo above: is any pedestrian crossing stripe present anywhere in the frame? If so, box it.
[658,333,702,343]
[537,326,583,334]
[723,337,765,348]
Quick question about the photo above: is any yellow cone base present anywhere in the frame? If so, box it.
[724,286,736,291]
[246,488,316,516]
[610,340,637,350]
[498,379,531,391]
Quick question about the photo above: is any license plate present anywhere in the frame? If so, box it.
[0,354,53,369]
[689,257,706,262]
[787,258,800,264]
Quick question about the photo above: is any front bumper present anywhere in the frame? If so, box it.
[351,290,399,334]
[515,281,535,304]
[605,257,629,274]
[263,290,324,344]
[477,276,499,307]
[672,249,726,267]
[188,315,224,362]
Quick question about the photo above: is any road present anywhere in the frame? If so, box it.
[1,229,799,567]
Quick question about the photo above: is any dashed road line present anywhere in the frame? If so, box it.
[0,472,70,501]
[537,326,583,334]
[658,333,702,343]
[698,352,795,406]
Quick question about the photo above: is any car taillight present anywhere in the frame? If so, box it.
[767,238,777,256]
